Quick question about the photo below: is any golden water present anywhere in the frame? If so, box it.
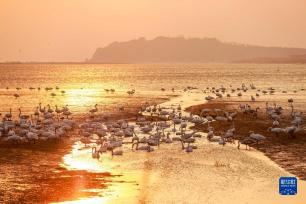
[0,63,305,116]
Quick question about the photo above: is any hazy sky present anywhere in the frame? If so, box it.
[1,0,306,62]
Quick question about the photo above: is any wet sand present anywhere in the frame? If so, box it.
[134,141,306,204]
[186,99,306,180]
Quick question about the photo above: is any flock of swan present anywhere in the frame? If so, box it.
[75,84,303,159]
[0,103,75,144]
[8,85,135,99]
[6,86,66,98]
[0,83,304,160]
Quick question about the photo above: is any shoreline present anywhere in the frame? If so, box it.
[185,99,306,180]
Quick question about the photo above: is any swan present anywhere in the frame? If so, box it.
[34,107,40,119]
[291,115,303,126]
[127,89,135,95]
[218,137,226,146]
[205,96,214,101]
[185,146,193,153]
[224,130,234,139]
[132,141,154,152]
[63,110,72,119]
[92,147,100,159]
[111,149,123,156]
[162,133,172,143]
[8,129,16,136]
[141,125,153,133]
[268,127,284,137]
[62,105,69,112]
[147,137,160,147]
[18,108,30,120]
[6,134,22,144]
[47,105,54,113]
[200,108,211,117]
[39,103,45,114]
[207,130,214,141]
[177,104,182,111]
[90,104,98,114]
[285,125,300,138]
[109,141,123,148]
[14,93,20,98]
[26,132,39,143]
[5,108,12,120]
[272,120,280,127]
[138,136,147,143]
[180,137,195,149]
[238,137,255,150]
[249,132,266,145]
[123,128,133,137]
[97,139,109,153]
[179,121,187,131]
[96,129,107,137]
[215,116,228,122]
[205,116,213,122]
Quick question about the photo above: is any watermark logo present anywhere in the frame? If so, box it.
[279,177,297,195]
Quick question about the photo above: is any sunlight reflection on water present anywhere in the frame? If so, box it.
[55,142,140,204]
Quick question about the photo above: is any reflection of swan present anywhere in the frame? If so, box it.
[92,147,100,159]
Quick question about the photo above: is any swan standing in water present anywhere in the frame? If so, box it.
[4,108,13,121]
[90,104,98,114]
[92,147,100,159]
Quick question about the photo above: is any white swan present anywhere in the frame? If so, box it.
[92,147,100,159]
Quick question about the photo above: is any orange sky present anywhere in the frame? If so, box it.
[1,0,306,62]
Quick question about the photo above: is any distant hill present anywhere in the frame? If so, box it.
[89,37,306,63]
